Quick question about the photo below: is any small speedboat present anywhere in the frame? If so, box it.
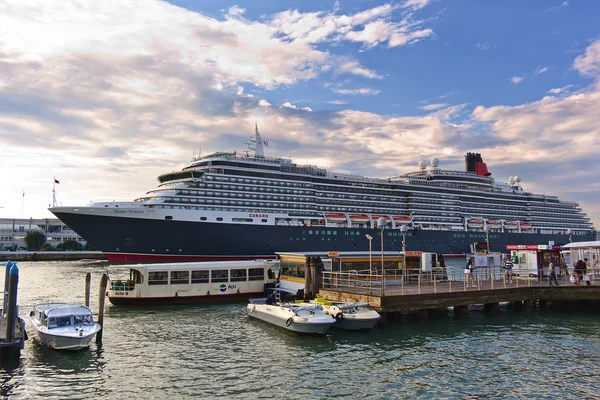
[27,303,101,350]
[322,302,381,331]
[304,300,380,331]
[246,299,335,334]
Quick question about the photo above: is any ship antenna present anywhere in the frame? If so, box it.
[245,122,265,158]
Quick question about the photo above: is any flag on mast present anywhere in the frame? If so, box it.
[54,178,60,184]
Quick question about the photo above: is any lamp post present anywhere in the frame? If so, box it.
[567,228,572,243]
[484,226,490,254]
[377,217,387,296]
[365,234,373,275]
[400,225,408,284]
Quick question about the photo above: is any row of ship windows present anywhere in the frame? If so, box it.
[205,170,581,212]
[171,184,580,215]
[206,175,312,188]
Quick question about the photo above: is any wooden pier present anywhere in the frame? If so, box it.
[319,277,600,314]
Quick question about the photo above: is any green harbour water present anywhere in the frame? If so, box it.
[1,261,599,399]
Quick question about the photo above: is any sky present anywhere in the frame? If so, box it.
[0,0,599,228]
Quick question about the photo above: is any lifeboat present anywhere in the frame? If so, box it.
[467,219,484,228]
[487,220,502,228]
[393,216,411,223]
[324,213,347,222]
[520,222,532,229]
[504,221,518,229]
[349,214,370,223]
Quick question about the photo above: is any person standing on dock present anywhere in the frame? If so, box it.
[503,259,514,284]
[548,260,559,286]
[464,259,474,287]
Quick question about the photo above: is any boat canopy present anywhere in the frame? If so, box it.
[562,241,600,250]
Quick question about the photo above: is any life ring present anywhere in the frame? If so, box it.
[285,317,293,327]
[335,312,344,322]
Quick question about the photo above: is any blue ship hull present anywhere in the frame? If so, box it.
[52,212,594,262]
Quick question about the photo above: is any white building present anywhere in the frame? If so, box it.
[0,218,86,251]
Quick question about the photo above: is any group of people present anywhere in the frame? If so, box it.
[463,256,593,287]
[572,258,591,286]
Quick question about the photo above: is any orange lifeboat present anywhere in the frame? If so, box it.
[349,214,370,223]
[467,219,484,228]
[393,216,411,223]
[487,220,501,228]
[504,221,518,229]
[520,222,532,228]
[324,213,347,222]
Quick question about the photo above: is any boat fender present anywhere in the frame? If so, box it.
[285,317,293,327]
[335,312,344,322]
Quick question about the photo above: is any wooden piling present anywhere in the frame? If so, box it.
[85,273,91,308]
[96,273,108,344]
[5,264,18,342]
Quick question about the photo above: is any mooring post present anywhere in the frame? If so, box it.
[96,273,108,344]
[5,263,19,343]
[3,260,12,315]
[85,273,91,308]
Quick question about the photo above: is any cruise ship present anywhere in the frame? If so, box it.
[50,125,596,262]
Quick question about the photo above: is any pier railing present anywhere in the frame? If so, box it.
[321,267,599,296]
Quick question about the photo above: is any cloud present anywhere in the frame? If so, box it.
[268,2,434,49]
[534,66,549,76]
[547,85,574,95]
[226,5,245,17]
[419,103,449,111]
[476,42,490,51]
[280,102,312,111]
[402,0,432,11]
[438,92,455,99]
[510,76,524,84]
[544,1,569,12]
[331,88,382,96]
[327,100,348,105]
[573,40,600,77]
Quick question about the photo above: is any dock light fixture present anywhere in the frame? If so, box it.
[377,217,387,296]
[365,234,373,275]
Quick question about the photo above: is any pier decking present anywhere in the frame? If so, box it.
[320,278,600,313]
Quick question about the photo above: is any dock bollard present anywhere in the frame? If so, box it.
[5,263,19,343]
[85,273,91,308]
[96,273,108,344]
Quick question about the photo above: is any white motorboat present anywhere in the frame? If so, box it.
[27,303,101,350]
[246,299,335,334]
[320,302,381,331]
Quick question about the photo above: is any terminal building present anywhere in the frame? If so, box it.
[0,217,86,251]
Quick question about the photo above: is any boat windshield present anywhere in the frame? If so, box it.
[74,314,95,326]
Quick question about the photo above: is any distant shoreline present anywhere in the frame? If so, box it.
[0,251,106,262]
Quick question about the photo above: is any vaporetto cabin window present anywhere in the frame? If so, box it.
[170,271,189,284]
[211,270,228,283]
[191,270,209,283]
[230,269,247,282]
[148,271,168,285]
[248,268,265,281]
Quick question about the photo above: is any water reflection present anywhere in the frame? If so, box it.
[1,261,599,399]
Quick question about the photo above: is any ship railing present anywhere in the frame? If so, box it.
[320,267,600,296]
